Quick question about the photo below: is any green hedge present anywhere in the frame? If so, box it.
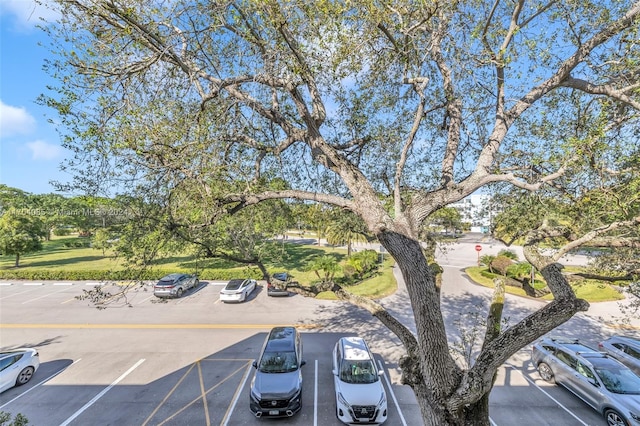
[0,267,264,281]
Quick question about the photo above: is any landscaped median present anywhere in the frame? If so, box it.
[464,266,626,302]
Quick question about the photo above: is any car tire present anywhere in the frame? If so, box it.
[194,279,200,288]
[15,366,35,386]
[604,409,629,426]
[537,362,555,383]
[177,288,184,298]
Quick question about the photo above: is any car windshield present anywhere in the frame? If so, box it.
[225,280,243,291]
[339,360,379,384]
[594,366,640,394]
[258,351,298,373]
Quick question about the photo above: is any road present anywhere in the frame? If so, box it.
[1,235,638,425]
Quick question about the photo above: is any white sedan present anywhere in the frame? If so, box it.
[220,278,257,303]
[0,348,40,393]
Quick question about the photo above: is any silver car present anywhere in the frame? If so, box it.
[153,273,199,298]
[532,338,640,426]
[599,336,640,377]
[0,348,40,393]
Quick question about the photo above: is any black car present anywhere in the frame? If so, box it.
[267,272,291,297]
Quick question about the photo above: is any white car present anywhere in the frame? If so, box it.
[333,337,387,424]
[220,278,257,303]
[0,348,40,393]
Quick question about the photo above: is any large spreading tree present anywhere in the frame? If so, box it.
[41,1,639,424]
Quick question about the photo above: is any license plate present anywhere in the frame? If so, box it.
[269,410,279,416]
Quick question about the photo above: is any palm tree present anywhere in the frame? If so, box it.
[324,211,370,256]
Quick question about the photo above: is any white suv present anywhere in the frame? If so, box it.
[332,336,387,424]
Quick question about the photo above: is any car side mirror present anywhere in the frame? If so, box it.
[378,370,384,376]
[252,361,258,369]
[300,360,306,367]
[332,369,338,376]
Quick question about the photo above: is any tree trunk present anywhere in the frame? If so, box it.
[15,253,20,267]
[378,230,465,424]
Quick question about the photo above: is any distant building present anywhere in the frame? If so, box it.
[450,194,494,233]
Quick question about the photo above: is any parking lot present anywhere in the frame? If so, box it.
[0,279,621,425]
[0,281,420,425]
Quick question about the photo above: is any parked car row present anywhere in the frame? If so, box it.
[249,327,387,424]
[153,273,293,301]
[532,335,640,426]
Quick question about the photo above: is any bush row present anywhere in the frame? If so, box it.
[0,267,264,281]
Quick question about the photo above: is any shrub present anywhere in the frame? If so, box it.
[490,256,514,276]
[53,227,71,236]
[497,249,518,260]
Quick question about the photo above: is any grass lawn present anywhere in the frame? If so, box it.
[465,266,625,302]
[0,235,397,300]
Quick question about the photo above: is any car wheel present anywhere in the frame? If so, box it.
[604,409,629,426]
[537,362,555,383]
[194,279,200,288]
[15,366,35,386]
[176,288,184,298]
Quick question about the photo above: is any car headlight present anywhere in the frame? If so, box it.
[337,392,349,407]
[630,411,640,421]
[250,388,261,401]
[378,392,386,407]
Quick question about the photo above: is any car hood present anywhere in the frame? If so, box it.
[336,379,385,406]
[614,393,640,411]
[252,370,302,399]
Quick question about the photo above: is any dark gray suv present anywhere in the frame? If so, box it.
[532,337,640,426]
[250,327,305,418]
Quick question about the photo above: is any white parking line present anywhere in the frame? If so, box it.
[54,282,73,286]
[377,359,407,426]
[0,358,82,410]
[0,282,12,286]
[85,282,102,286]
[222,362,253,426]
[0,287,41,300]
[22,286,76,304]
[314,359,318,426]
[24,282,44,286]
[507,365,589,426]
[59,358,145,426]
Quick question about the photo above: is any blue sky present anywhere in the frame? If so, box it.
[0,1,69,195]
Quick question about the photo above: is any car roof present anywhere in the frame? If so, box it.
[340,337,372,361]
[539,338,606,358]
[0,349,32,358]
[607,335,640,347]
[264,327,297,352]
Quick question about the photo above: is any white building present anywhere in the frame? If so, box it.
[450,194,494,233]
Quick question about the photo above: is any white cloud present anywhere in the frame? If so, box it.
[26,139,63,160]
[0,100,36,138]
[0,0,59,29]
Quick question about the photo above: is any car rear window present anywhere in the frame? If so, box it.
[225,280,244,290]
